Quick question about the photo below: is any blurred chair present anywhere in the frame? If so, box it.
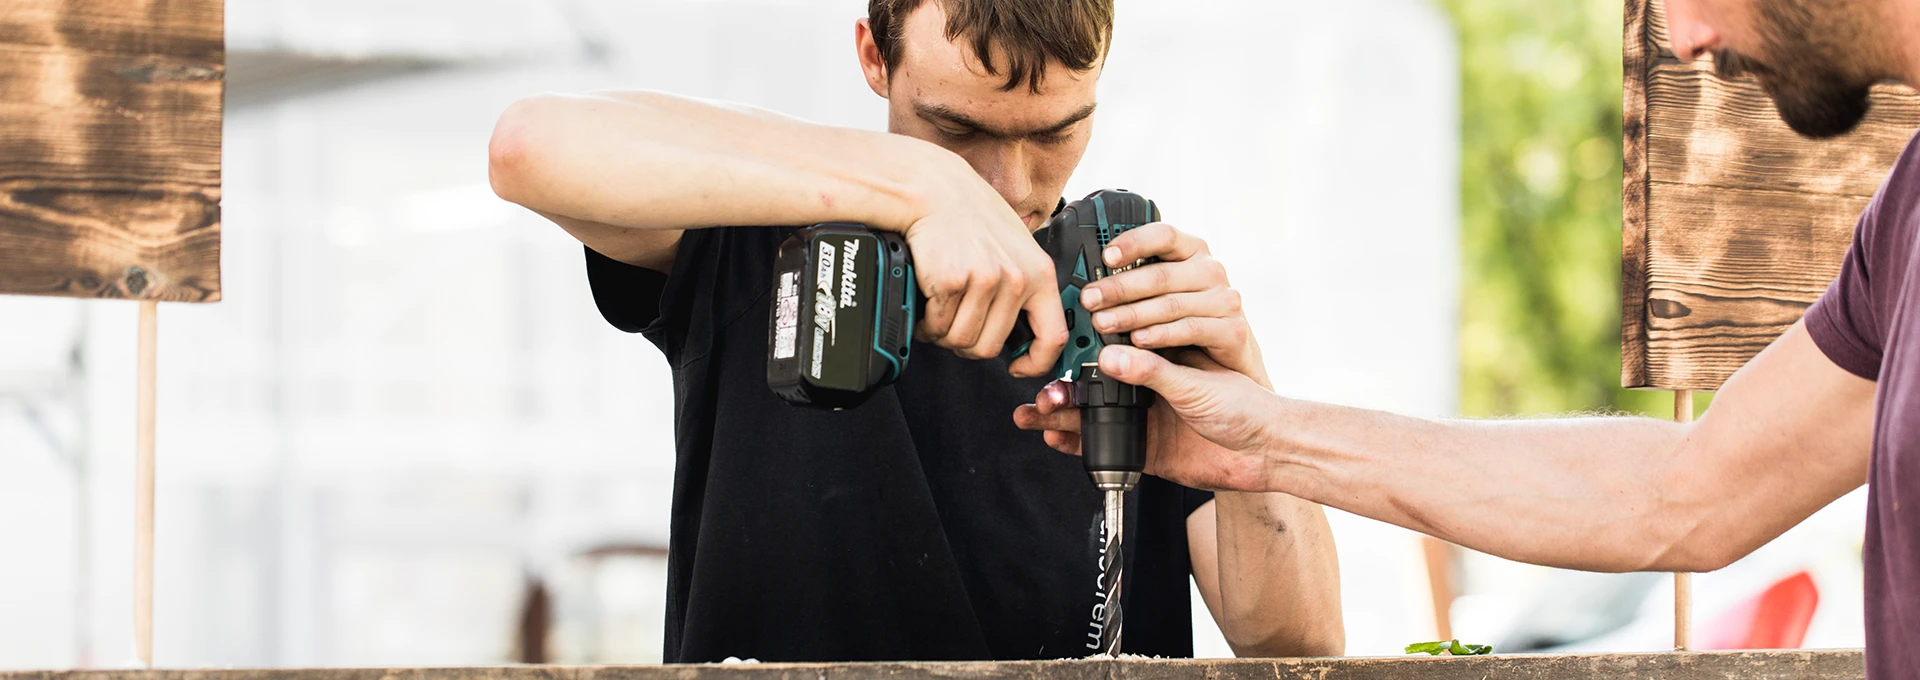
[1700,571,1820,650]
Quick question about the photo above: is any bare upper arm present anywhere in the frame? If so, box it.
[1674,320,1874,567]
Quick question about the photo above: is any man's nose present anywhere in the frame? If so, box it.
[970,142,1033,209]
[1662,0,1720,61]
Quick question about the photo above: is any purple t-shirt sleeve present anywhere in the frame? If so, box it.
[1805,193,1890,381]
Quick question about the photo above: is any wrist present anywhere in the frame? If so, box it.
[1253,393,1312,492]
[871,134,968,236]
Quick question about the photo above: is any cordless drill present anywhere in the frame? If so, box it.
[765,189,1159,653]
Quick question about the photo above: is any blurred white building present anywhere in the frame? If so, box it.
[3,0,1856,670]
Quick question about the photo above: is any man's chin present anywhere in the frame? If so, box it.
[1766,79,1874,139]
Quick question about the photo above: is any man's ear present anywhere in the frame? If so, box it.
[855,18,891,98]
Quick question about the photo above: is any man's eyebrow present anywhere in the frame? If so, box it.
[913,102,1098,139]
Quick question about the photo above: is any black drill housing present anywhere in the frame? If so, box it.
[1026,190,1159,487]
[766,224,916,409]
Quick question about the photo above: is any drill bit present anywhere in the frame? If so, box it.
[1095,488,1126,655]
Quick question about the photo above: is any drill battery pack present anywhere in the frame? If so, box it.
[766,224,917,409]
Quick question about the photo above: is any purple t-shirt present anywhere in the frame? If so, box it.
[1804,129,1920,677]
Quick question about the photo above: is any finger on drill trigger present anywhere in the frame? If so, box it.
[917,278,960,343]
[940,274,997,353]
[1083,256,1229,311]
[970,281,1026,359]
[1091,289,1242,335]
[1008,284,1069,378]
[1104,222,1206,267]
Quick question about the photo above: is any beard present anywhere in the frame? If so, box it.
[1711,0,1878,139]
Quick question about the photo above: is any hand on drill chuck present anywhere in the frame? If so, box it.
[1076,222,1268,388]
[1013,222,1282,492]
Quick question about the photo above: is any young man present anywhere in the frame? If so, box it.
[488,0,1342,663]
[1017,0,1920,675]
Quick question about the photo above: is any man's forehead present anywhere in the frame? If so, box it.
[891,3,1101,132]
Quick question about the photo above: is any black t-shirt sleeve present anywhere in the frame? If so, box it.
[583,226,792,366]
[1182,487,1216,517]
[585,246,670,334]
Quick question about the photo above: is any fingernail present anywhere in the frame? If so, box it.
[1104,246,1123,267]
[1081,287,1104,310]
[1132,327,1154,344]
[1093,311,1116,331]
[1104,346,1130,374]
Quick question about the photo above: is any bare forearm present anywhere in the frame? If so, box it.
[1211,492,1343,656]
[488,90,949,235]
[1265,400,1716,572]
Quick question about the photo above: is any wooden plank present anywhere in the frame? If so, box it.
[0,0,223,302]
[0,651,1868,680]
[1622,0,1920,389]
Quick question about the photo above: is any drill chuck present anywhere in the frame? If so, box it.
[1077,367,1150,492]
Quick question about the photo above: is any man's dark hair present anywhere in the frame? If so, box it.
[868,0,1113,93]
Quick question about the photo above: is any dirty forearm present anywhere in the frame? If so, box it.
[1210,492,1344,656]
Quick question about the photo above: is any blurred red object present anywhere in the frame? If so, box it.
[1699,571,1821,649]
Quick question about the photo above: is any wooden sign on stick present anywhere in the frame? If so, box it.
[1623,0,1920,392]
[0,0,224,668]
[0,0,224,302]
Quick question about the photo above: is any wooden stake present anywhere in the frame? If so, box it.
[135,300,157,667]
[1672,389,1694,651]
[1420,536,1456,641]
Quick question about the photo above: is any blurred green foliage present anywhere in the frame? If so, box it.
[1434,0,1704,417]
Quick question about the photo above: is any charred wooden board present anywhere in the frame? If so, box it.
[0,0,223,302]
[1623,0,1920,389]
[0,650,1867,680]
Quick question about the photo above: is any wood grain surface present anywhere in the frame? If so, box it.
[0,0,223,302]
[1623,0,1920,389]
[0,650,1867,680]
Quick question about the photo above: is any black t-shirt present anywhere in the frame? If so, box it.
[585,225,1214,663]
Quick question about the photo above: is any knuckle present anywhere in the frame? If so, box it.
[1162,294,1186,319]
[1002,266,1029,295]
[972,269,1000,293]
[1230,318,1251,343]
[1143,222,1172,245]
[1224,288,1244,313]
[1204,258,1230,284]
[933,271,970,295]
[1150,265,1173,288]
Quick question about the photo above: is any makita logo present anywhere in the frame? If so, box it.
[838,239,861,308]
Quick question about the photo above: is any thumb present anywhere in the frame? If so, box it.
[1097,345,1218,405]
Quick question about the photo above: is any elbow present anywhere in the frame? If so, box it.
[1222,621,1345,658]
[1218,603,1345,658]
[1627,513,1749,574]
[1657,540,1744,574]
[487,95,555,208]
